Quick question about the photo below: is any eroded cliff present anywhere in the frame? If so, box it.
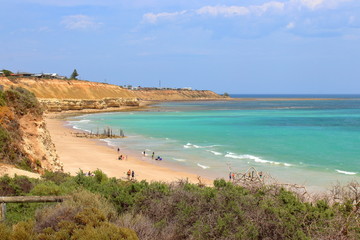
[0,87,61,173]
[0,77,225,112]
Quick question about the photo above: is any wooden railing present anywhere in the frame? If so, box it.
[0,196,69,221]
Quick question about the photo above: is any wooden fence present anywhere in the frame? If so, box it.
[0,196,69,221]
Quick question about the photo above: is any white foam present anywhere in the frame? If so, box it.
[197,163,210,169]
[225,153,292,167]
[72,126,91,133]
[335,169,357,175]
[184,143,219,149]
[99,139,117,147]
[207,150,222,156]
[78,119,91,123]
[173,158,186,162]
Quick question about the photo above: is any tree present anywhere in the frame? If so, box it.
[223,92,229,97]
[1,69,13,76]
[70,69,79,80]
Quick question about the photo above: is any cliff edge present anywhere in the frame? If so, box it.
[0,77,225,112]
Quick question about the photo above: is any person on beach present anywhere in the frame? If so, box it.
[117,147,120,153]
[229,172,232,181]
[152,152,155,159]
[232,173,235,181]
[131,170,135,180]
[127,169,131,180]
[143,151,146,156]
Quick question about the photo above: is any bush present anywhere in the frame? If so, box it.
[0,175,34,196]
[0,126,10,154]
[30,181,64,196]
[41,171,71,185]
[34,190,138,239]
[0,90,6,107]
[5,86,43,116]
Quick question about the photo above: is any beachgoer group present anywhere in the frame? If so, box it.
[126,169,135,180]
[85,171,94,177]
[229,172,235,181]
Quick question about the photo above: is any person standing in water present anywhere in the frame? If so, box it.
[152,152,155,159]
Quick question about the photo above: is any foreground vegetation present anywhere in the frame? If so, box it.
[0,171,358,240]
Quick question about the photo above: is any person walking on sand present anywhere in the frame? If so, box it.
[131,170,135,180]
[117,147,120,153]
[152,152,155,159]
[127,169,131,180]
[229,172,232,181]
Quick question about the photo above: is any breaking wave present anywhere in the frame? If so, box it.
[197,163,210,169]
[335,169,357,175]
[224,153,292,167]
[173,158,186,162]
[207,150,223,156]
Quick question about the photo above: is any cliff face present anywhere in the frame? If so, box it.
[40,98,140,112]
[19,114,62,173]
[0,77,225,112]
[0,87,61,173]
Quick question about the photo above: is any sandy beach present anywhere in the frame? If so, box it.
[45,115,213,185]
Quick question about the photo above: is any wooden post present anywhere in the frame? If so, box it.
[0,203,6,222]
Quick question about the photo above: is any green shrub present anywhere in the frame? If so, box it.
[0,223,11,240]
[0,126,10,153]
[0,174,34,196]
[41,170,71,185]
[5,87,43,116]
[30,181,64,196]
[0,90,6,106]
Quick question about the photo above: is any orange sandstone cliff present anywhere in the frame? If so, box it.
[0,77,225,112]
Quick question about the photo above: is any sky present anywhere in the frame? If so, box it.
[1,0,360,94]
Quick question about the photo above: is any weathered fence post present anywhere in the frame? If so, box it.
[0,203,6,222]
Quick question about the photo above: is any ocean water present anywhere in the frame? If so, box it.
[67,96,360,190]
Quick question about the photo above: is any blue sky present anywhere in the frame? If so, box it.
[1,0,360,94]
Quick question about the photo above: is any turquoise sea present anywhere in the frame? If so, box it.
[67,95,360,190]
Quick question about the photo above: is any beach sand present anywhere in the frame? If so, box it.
[45,116,213,185]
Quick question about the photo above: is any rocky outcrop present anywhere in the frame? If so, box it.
[39,98,140,112]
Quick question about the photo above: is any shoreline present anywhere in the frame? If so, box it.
[45,115,213,185]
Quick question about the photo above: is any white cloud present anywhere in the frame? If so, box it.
[61,15,101,30]
[143,11,187,24]
[290,0,353,10]
[196,6,250,17]
[195,2,285,17]
[142,0,355,23]
[250,1,285,16]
